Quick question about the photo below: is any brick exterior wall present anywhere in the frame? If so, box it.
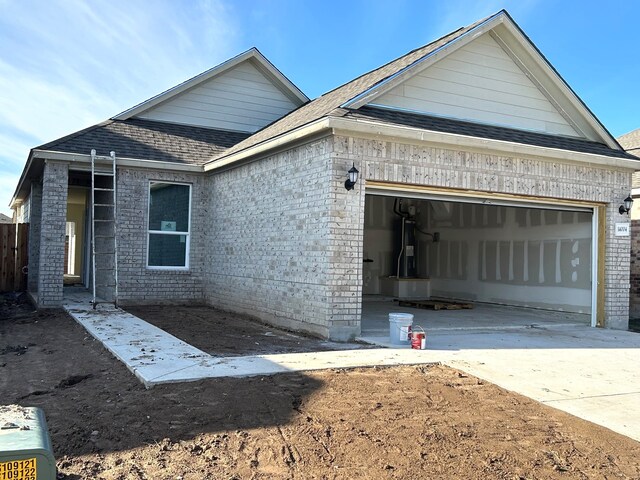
[27,181,42,295]
[333,135,632,330]
[37,161,68,307]
[115,168,206,305]
[204,137,343,338]
[31,135,633,333]
[628,177,640,319]
[630,218,640,319]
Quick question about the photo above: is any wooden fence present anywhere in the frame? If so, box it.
[0,223,29,292]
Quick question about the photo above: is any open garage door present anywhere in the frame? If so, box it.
[363,185,600,329]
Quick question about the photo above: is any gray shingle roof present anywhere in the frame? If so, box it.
[37,119,250,166]
[348,106,640,160]
[213,17,488,161]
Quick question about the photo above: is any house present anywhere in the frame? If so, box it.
[10,10,639,340]
[0,213,13,223]
[618,129,640,318]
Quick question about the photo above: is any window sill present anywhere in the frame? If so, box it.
[145,267,191,274]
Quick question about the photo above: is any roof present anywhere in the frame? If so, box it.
[618,129,640,155]
[0,213,12,223]
[213,16,488,161]
[37,119,250,166]
[12,10,635,208]
[213,10,623,162]
[348,106,639,160]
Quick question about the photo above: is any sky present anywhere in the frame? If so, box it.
[1,0,639,217]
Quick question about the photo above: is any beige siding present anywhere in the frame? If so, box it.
[137,61,299,132]
[372,33,580,137]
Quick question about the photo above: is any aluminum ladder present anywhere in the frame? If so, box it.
[90,149,118,308]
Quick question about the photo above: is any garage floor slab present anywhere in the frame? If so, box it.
[63,290,640,443]
[361,296,590,334]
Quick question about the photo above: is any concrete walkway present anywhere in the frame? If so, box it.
[62,291,441,386]
[63,291,640,443]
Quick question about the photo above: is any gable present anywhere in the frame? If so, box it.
[370,32,581,138]
[136,60,301,132]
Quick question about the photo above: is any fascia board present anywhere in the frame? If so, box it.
[329,116,640,171]
[342,13,505,110]
[31,149,203,172]
[9,151,35,208]
[203,118,332,172]
[203,113,639,175]
[490,19,620,150]
[11,146,206,207]
[250,49,310,105]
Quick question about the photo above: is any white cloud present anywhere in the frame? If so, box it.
[0,172,20,215]
[0,0,241,216]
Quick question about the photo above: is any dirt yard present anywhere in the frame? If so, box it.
[2,295,640,479]
[125,305,371,356]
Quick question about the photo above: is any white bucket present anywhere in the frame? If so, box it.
[389,313,414,344]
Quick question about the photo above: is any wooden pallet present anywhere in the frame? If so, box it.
[397,299,474,310]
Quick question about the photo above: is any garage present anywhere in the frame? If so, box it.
[361,186,599,335]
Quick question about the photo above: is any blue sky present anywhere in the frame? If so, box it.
[1,0,639,216]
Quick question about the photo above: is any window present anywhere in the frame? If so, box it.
[147,182,191,268]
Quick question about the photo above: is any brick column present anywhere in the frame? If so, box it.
[604,200,632,329]
[630,217,640,319]
[325,152,365,341]
[27,182,42,295]
[37,161,69,307]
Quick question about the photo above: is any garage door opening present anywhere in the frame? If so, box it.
[362,192,595,334]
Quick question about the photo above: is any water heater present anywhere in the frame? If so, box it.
[397,218,417,278]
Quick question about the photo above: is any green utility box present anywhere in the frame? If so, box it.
[0,406,56,480]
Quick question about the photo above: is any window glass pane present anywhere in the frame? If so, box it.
[149,183,189,232]
[148,234,187,267]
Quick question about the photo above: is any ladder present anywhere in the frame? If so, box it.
[90,149,118,309]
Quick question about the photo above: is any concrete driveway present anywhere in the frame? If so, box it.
[421,325,640,443]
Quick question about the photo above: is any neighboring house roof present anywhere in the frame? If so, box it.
[0,213,12,223]
[37,118,250,166]
[618,129,640,156]
[348,106,638,160]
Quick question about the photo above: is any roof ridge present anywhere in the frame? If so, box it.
[113,47,308,121]
[317,26,468,100]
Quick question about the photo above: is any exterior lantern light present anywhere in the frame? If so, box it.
[619,195,633,215]
[344,163,359,191]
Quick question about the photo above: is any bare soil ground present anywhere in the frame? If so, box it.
[2,294,640,479]
[125,305,370,356]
